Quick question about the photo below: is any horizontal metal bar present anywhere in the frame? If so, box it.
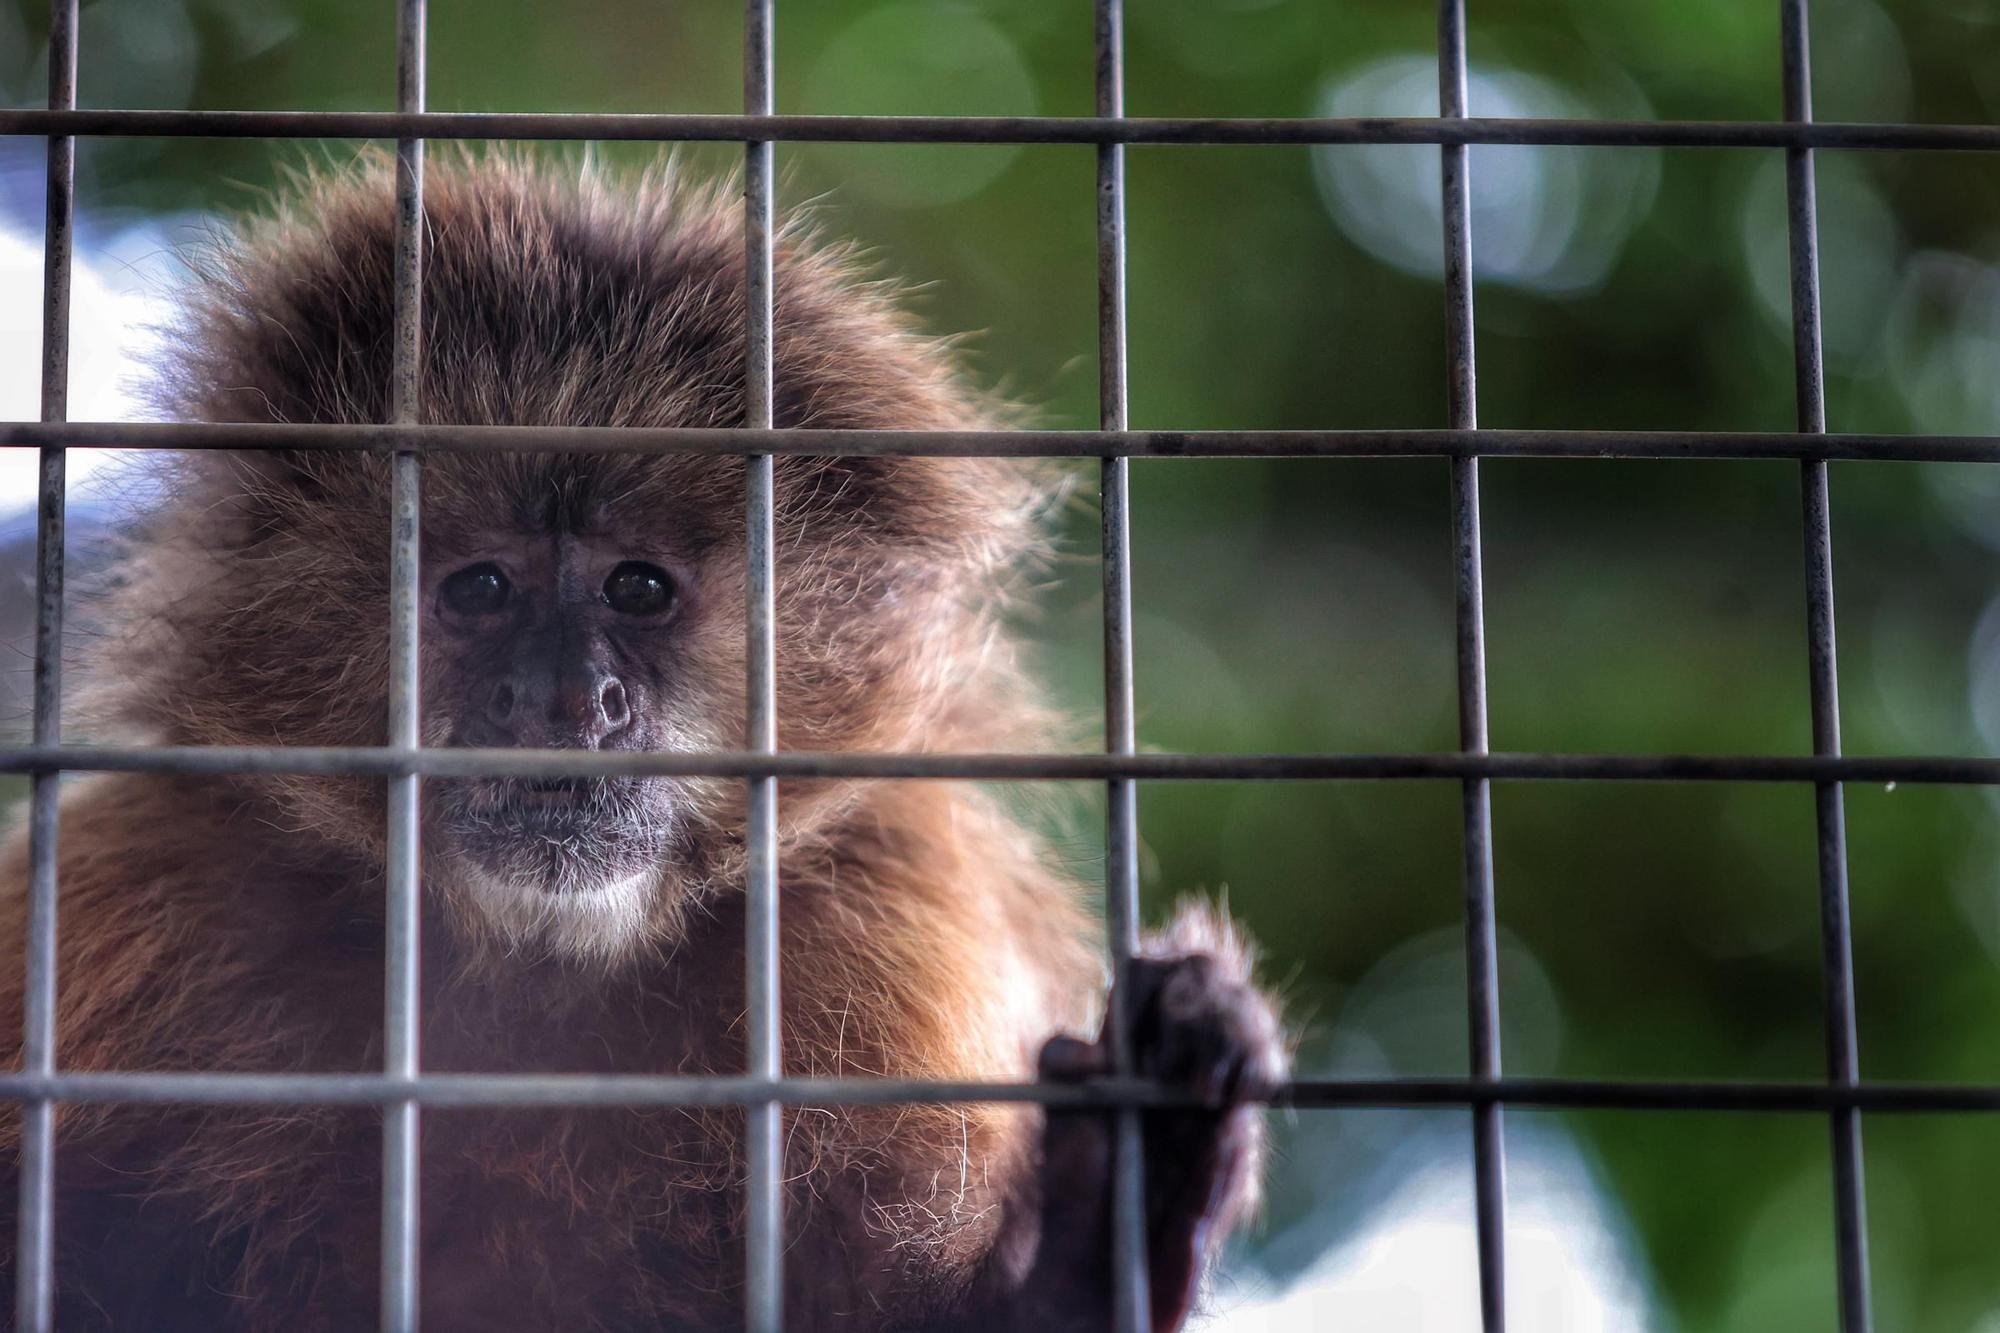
[9,420,2000,462]
[1,744,1995,784]
[1,109,1999,151]
[4,1071,2000,1114]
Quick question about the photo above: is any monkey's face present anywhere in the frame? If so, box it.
[422,519,729,957]
[126,445,1036,968]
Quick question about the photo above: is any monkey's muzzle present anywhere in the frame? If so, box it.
[450,774,641,833]
[433,774,675,895]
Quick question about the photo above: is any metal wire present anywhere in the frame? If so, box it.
[16,419,2000,462]
[14,2,76,1329]
[1094,4,1152,1331]
[380,2,427,1329]
[740,5,783,1333]
[1437,5,1507,1330]
[0,1071,1997,1113]
[1780,4,1873,1329]
[6,107,2000,151]
[0,745,1990,785]
[0,0,1981,1327]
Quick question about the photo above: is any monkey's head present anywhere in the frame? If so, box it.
[109,152,1051,966]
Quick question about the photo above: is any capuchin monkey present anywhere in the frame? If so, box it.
[0,154,1287,1332]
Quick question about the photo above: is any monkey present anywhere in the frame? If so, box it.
[0,153,1287,1332]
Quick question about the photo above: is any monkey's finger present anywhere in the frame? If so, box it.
[1037,1033,1108,1084]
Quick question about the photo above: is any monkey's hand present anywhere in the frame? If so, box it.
[1015,928,1287,1333]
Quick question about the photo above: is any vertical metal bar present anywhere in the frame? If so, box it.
[1438,4,1506,1330]
[741,2,782,1332]
[1780,4,1871,1330]
[381,2,426,1329]
[1094,3,1150,1332]
[15,3,76,1330]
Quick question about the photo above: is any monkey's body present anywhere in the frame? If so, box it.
[0,156,1284,1330]
[8,777,1098,1330]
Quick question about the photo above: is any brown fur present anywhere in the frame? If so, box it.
[0,152,1271,1331]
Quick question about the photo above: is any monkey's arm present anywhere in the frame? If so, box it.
[946,914,1287,1333]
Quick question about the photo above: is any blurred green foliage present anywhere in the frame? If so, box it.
[8,0,2000,1326]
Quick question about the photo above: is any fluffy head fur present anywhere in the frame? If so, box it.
[106,151,1056,965]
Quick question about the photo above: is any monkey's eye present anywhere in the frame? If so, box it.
[603,561,677,617]
[440,563,512,617]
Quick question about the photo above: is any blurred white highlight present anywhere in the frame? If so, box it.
[1310,55,1658,297]
[0,213,176,509]
[1211,1129,1657,1332]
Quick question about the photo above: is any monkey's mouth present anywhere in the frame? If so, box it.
[506,777,605,819]
[433,775,674,891]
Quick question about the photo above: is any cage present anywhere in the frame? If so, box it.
[5,0,1998,1329]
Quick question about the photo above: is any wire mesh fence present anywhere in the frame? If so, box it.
[14,0,2000,1329]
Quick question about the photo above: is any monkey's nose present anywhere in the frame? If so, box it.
[598,678,631,732]
[482,669,630,748]
[544,673,630,747]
